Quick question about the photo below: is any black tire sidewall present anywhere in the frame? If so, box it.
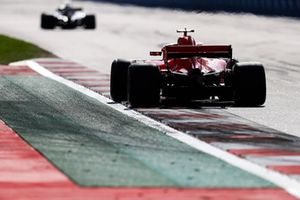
[128,63,161,107]
[84,15,96,29]
[110,59,131,102]
[41,14,56,29]
[233,62,266,106]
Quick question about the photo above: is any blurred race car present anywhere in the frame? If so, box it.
[110,29,266,107]
[41,2,96,29]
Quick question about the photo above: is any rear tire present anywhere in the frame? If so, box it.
[128,63,161,107]
[84,15,96,29]
[110,59,131,102]
[41,14,56,29]
[233,62,266,106]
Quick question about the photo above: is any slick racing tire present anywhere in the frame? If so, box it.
[110,59,131,102]
[41,14,56,29]
[128,63,161,107]
[233,62,266,106]
[84,15,96,29]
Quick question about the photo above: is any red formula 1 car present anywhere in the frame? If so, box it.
[110,29,266,107]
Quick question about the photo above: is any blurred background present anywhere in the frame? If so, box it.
[81,0,300,17]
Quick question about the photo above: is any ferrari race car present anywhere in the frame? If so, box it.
[41,2,96,29]
[110,29,266,107]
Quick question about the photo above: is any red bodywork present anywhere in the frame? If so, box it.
[148,34,232,75]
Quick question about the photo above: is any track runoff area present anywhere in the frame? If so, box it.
[0,59,299,199]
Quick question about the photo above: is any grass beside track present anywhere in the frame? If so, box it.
[0,34,55,64]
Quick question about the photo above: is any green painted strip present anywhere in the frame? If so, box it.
[0,76,275,187]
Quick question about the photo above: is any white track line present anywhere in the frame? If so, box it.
[27,60,300,198]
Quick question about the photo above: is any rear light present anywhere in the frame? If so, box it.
[150,51,162,56]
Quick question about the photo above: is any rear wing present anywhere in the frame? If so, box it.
[162,45,232,59]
